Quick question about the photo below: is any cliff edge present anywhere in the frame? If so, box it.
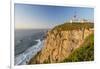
[29,22,94,64]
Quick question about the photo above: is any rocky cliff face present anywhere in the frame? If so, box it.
[29,23,94,64]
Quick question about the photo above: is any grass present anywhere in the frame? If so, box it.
[52,22,94,31]
[62,33,94,62]
[28,22,94,64]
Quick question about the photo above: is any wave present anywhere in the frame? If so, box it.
[15,39,44,65]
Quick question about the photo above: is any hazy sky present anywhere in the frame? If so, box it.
[15,3,94,29]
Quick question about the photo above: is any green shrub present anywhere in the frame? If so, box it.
[52,22,94,31]
[63,33,94,62]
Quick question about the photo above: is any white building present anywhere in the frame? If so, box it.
[69,12,90,23]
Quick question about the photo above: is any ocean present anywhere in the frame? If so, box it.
[14,29,48,65]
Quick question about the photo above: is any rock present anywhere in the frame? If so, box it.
[29,23,94,64]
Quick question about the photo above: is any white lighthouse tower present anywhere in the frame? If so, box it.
[69,11,88,23]
[70,11,78,23]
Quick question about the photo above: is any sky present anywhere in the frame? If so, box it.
[15,3,94,29]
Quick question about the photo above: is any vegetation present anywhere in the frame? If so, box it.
[62,33,94,62]
[52,22,94,31]
[28,22,94,64]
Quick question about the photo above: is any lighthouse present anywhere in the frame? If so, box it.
[70,11,78,23]
[69,11,89,23]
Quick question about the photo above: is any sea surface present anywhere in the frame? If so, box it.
[14,29,48,65]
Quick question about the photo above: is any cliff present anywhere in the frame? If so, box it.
[29,23,94,64]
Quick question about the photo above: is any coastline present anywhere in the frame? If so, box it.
[15,39,44,65]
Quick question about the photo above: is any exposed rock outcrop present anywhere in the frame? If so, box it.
[29,23,94,64]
